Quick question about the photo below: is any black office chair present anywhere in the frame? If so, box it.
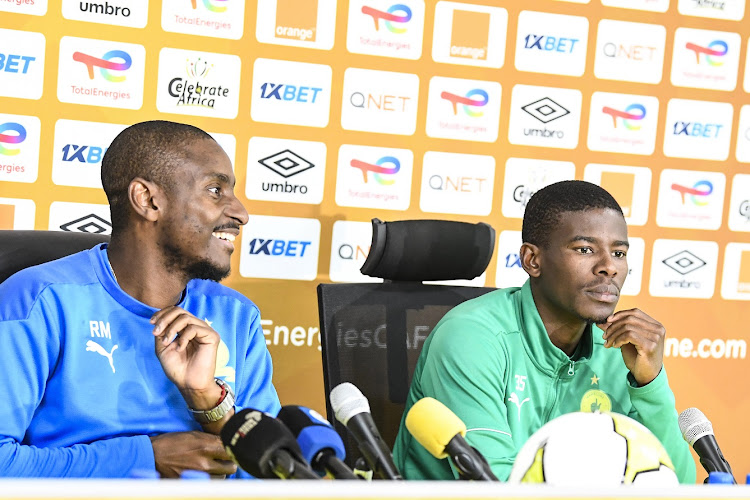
[317,218,497,467]
[0,230,110,284]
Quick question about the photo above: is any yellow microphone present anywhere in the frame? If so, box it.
[405,397,497,481]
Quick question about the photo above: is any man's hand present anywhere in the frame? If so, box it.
[597,308,665,386]
[150,431,237,478]
[151,306,221,409]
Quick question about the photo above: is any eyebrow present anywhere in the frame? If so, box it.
[205,172,235,188]
[569,235,630,248]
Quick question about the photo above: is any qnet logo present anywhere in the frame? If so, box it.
[0,123,26,156]
[671,28,740,91]
[350,156,401,185]
[335,145,413,210]
[426,76,500,143]
[73,50,132,82]
[0,114,40,184]
[440,89,488,117]
[593,19,666,84]
[671,180,713,206]
[656,169,725,230]
[602,104,646,130]
[420,151,495,216]
[346,0,424,60]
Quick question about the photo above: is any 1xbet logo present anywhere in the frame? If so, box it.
[672,121,723,138]
[190,0,227,12]
[73,50,131,81]
[361,4,411,33]
[259,83,322,103]
[523,34,579,53]
[248,238,311,257]
[441,89,488,117]
[0,122,26,156]
[61,144,107,164]
[0,53,36,74]
[686,40,727,66]
[350,156,400,184]
[602,104,646,130]
[672,180,713,205]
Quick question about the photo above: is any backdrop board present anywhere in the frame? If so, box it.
[0,0,748,480]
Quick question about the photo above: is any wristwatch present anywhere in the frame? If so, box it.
[189,378,235,424]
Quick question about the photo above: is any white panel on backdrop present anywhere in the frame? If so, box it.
[514,11,588,77]
[501,158,576,219]
[329,220,382,284]
[239,215,320,281]
[583,164,652,226]
[246,137,326,205]
[156,48,241,119]
[52,119,127,189]
[662,98,733,161]
[209,133,236,170]
[0,114,40,184]
[57,36,145,110]
[256,0,336,50]
[0,29,45,100]
[593,20,666,84]
[678,0,745,21]
[420,152,495,216]
[727,174,750,233]
[161,0,244,40]
[346,0,424,60]
[721,243,750,300]
[587,92,659,155]
[649,239,718,299]
[621,237,645,297]
[431,2,508,68]
[508,85,582,150]
[251,58,332,128]
[49,202,112,235]
[425,76,501,143]
[601,0,669,11]
[734,105,750,162]
[656,169,726,230]
[62,0,149,28]
[335,144,413,211]
[670,28,741,92]
[341,68,419,135]
[0,0,46,15]
[0,198,35,230]
[495,231,526,290]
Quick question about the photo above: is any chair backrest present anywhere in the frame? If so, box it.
[0,230,110,284]
[317,218,497,467]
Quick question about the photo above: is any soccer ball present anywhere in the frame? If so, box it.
[508,412,678,486]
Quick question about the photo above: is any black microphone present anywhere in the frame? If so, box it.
[220,408,320,479]
[329,382,402,480]
[277,405,358,479]
[678,407,735,484]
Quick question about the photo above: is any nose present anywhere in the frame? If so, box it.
[226,193,249,226]
[596,252,618,277]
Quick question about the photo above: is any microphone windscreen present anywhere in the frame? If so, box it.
[405,397,466,460]
[278,405,346,463]
[220,408,304,478]
[679,407,714,446]
[330,382,370,425]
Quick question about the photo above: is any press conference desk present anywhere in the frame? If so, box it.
[1,480,749,500]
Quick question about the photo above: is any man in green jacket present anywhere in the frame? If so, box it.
[393,180,696,483]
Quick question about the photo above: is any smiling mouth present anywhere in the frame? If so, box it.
[212,231,236,243]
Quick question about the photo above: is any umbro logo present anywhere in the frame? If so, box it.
[258,149,315,178]
[662,250,706,275]
[521,97,570,123]
[59,214,112,234]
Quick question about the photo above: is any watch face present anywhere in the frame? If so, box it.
[190,378,235,423]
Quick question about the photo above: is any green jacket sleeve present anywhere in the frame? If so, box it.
[627,368,697,484]
[418,317,516,481]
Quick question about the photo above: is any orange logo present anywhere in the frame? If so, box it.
[0,204,15,230]
[599,171,636,218]
[738,250,750,293]
[275,0,318,42]
[450,9,490,60]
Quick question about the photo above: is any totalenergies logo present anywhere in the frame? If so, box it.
[671,180,713,206]
[73,50,132,82]
[602,104,646,130]
[441,89,489,117]
[361,4,411,33]
[0,122,26,156]
[350,156,400,185]
[190,0,228,12]
[686,40,727,66]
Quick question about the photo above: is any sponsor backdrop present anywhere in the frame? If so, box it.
[1,0,749,478]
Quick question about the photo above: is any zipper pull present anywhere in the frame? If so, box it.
[568,361,575,376]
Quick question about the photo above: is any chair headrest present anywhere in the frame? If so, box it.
[359,219,495,282]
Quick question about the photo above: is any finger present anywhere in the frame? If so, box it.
[158,314,208,344]
[205,458,238,476]
[601,315,661,341]
[173,325,216,352]
[150,306,185,330]
[607,308,662,328]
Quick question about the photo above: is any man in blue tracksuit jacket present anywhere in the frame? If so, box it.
[0,120,280,477]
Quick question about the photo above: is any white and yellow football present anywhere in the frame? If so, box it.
[508,412,678,486]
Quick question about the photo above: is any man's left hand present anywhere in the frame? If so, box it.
[598,308,665,386]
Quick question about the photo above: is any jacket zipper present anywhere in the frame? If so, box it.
[568,360,575,376]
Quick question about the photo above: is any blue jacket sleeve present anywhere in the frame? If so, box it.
[234,307,281,417]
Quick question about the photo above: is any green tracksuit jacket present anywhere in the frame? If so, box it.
[393,281,696,483]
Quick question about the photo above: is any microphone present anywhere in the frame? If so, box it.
[405,397,498,481]
[329,382,402,480]
[678,407,735,483]
[277,405,359,479]
[220,408,320,480]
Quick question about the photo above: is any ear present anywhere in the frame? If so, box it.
[520,242,542,278]
[127,177,163,223]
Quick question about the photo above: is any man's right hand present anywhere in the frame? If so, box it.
[150,431,237,478]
